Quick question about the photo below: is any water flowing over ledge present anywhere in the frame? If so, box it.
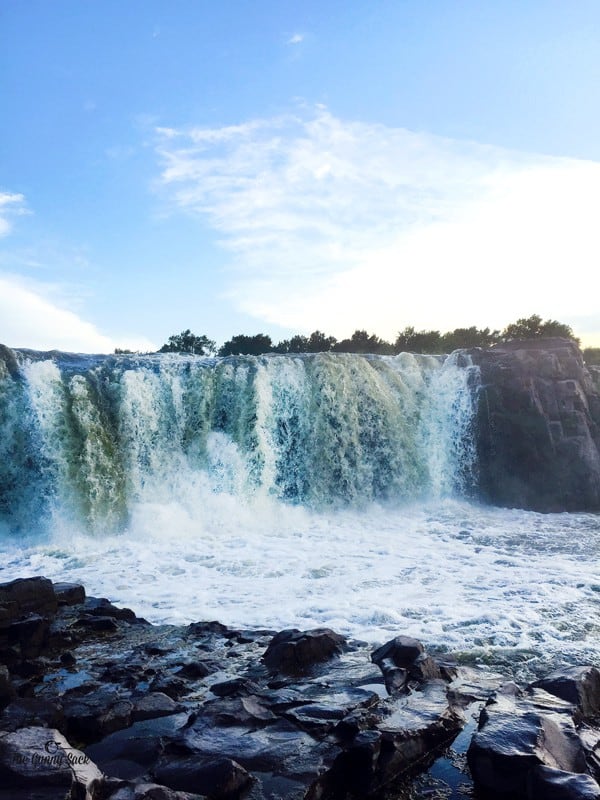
[0,347,479,536]
[0,342,599,669]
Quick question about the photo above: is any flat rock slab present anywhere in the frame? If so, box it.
[468,683,600,798]
[152,754,252,799]
[0,725,102,791]
[179,717,335,777]
[88,776,208,799]
[85,713,189,780]
[133,692,183,722]
[528,766,600,800]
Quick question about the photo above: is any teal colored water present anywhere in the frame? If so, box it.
[0,349,478,535]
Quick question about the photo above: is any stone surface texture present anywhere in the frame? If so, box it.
[469,338,600,511]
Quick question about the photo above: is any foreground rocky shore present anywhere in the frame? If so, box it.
[1,577,599,799]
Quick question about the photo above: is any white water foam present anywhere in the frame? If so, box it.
[1,350,598,677]
[1,496,598,674]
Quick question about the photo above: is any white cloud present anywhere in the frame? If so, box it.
[0,275,156,353]
[0,192,27,238]
[0,189,155,354]
[287,33,304,45]
[155,108,600,346]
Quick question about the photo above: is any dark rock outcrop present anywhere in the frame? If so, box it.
[532,666,600,719]
[467,673,600,799]
[371,634,441,693]
[0,578,479,799]
[262,627,347,675]
[469,338,600,511]
[2,575,599,799]
[54,582,86,606]
[152,755,252,799]
[0,666,15,710]
[0,577,57,619]
[0,725,102,795]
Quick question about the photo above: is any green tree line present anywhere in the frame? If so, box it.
[119,315,600,365]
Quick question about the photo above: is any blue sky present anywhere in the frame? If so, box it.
[1,0,599,352]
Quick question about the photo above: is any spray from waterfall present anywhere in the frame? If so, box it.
[0,348,480,536]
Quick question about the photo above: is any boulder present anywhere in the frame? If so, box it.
[527,766,600,799]
[210,677,261,698]
[0,697,63,731]
[371,635,440,693]
[63,688,134,742]
[0,725,102,793]
[263,628,346,674]
[53,582,86,606]
[133,693,183,722]
[533,666,600,719]
[202,695,277,728]
[85,713,189,780]
[283,686,378,737]
[174,661,213,680]
[88,776,208,799]
[371,635,424,665]
[7,613,51,658]
[152,755,253,799]
[84,596,140,622]
[0,577,57,622]
[467,686,590,797]
[149,674,188,699]
[75,614,120,633]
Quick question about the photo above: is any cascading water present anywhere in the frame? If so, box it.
[0,348,479,535]
[1,345,599,670]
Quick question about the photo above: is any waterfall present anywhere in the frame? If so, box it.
[0,348,479,535]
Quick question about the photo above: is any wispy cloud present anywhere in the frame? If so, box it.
[0,188,156,353]
[0,274,157,353]
[155,107,600,345]
[0,274,112,352]
[0,192,27,237]
[287,33,304,45]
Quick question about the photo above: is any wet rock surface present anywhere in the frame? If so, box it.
[469,338,600,511]
[1,574,599,799]
[467,676,600,798]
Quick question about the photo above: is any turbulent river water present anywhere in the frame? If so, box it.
[0,348,598,677]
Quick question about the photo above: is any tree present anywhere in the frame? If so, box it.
[275,334,309,354]
[501,315,579,344]
[395,327,443,354]
[333,330,393,354]
[159,330,216,355]
[306,330,338,352]
[442,326,501,351]
[218,333,273,356]
[276,330,337,353]
[583,348,600,366]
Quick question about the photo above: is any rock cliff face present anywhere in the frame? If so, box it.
[468,338,600,512]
